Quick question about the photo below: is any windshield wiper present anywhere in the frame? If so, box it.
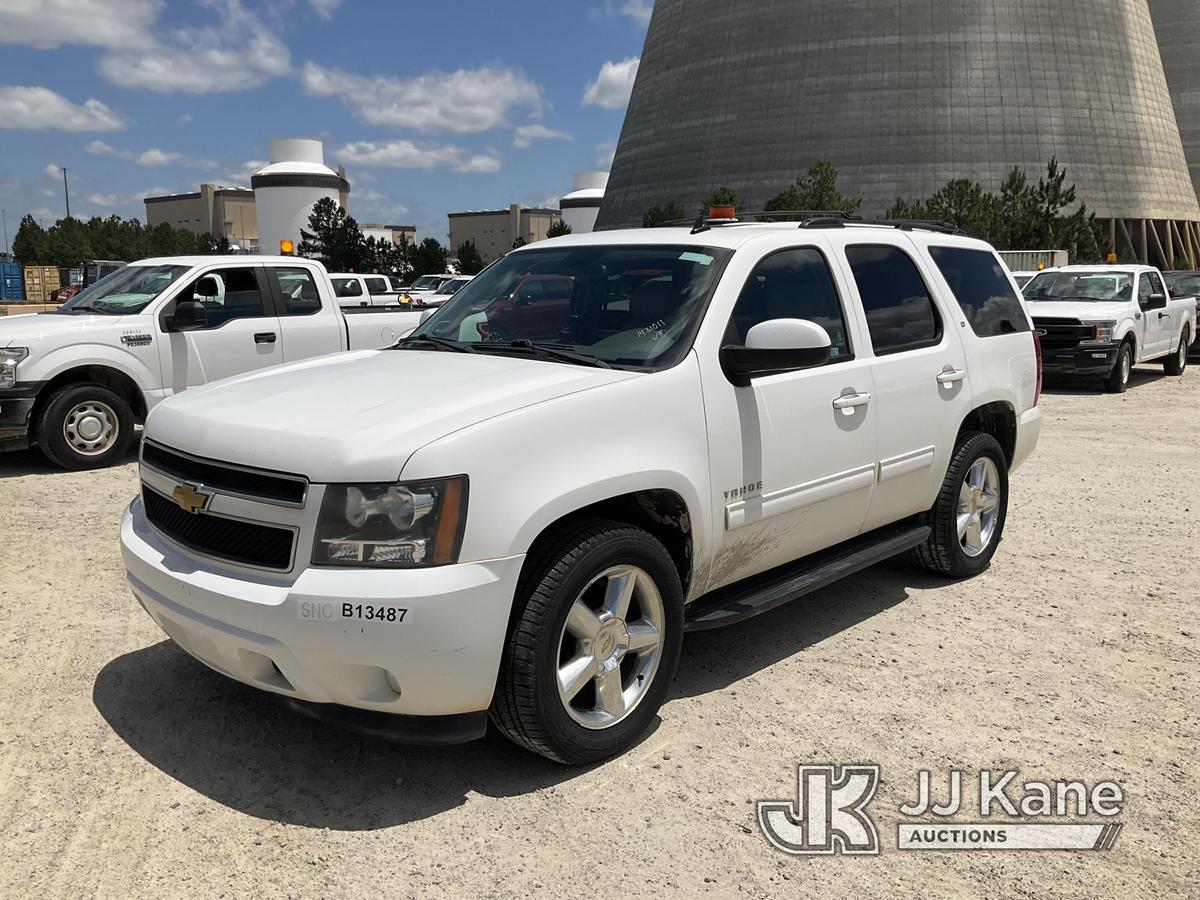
[471,340,612,369]
[64,303,117,315]
[392,334,476,353]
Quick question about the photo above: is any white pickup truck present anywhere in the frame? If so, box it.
[122,219,1042,763]
[0,255,424,469]
[1023,264,1194,392]
[329,273,404,308]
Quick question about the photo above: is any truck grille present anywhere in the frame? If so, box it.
[142,441,307,506]
[143,487,295,571]
[1032,318,1095,352]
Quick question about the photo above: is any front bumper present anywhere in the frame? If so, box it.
[0,383,41,451]
[121,497,524,740]
[1040,343,1121,375]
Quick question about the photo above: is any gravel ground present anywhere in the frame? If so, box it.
[1,363,1197,899]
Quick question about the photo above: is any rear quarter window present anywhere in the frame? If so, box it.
[928,247,1031,337]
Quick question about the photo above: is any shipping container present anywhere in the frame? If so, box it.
[22,265,61,304]
[0,262,23,302]
[998,250,1070,272]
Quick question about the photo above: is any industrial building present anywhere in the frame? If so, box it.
[252,139,350,256]
[448,205,559,265]
[144,184,258,251]
[362,224,417,247]
[598,0,1200,269]
[1150,0,1200,196]
[559,172,608,234]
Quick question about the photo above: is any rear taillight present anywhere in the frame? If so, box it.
[1032,330,1043,406]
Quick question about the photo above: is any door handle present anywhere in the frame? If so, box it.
[254,332,277,344]
[1158,312,1170,320]
[937,368,967,386]
[832,392,871,414]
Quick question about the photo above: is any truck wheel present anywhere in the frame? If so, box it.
[1163,330,1189,376]
[36,384,135,470]
[911,431,1009,579]
[491,520,684,765]
[1104,342,1133,393]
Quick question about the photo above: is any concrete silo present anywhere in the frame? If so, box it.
[597,0,1200,267]
[252,139,350,255]
[1149,0,1200,198]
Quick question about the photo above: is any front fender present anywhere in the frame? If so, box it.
[22,341,157,398]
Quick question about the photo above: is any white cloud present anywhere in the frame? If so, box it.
[0,86,124,131]
[43,164,62,179]
[513,124,573,149]
[0,0,158,50]
[86,139,134,159]
[177,113,193,126]
[308,0,341,18]
[596,139,618,168]
[99,0,291,94]
[335,140,502,174]
[219,160,267,186]
[136,148,217,169]
[302,62,544,134]
[622,0,654,26]
[583,57,640,110]
[356,190,410,222]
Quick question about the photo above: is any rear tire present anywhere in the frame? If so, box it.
[1163,330,1189,376]
[490,520,683,765]
[912,432,1009,579]
[36,384,135,470]
[1104,342,1133,393]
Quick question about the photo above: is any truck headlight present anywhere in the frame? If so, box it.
[1088,321,1117,343]
[312,476,468,568]
[0,347,29,389]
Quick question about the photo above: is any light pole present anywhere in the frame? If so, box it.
[62,167,71,219]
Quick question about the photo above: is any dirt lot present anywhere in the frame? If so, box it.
[1,364,1197,899]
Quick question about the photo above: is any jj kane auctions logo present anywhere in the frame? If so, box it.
[758,766,1124,855]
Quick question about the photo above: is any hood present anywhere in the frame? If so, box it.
[0,311,128,346]
[1025,300,1131,321]
[145,349,641,482]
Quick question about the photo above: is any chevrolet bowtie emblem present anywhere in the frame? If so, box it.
[172,483,212,514]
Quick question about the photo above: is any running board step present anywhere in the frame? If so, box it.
[684,522,931,631]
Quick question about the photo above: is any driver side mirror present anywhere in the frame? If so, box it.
[166,300,208,332]
[1141,292,1167,311]
[721,319,833,387]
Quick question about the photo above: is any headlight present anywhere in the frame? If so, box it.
[1088,321,1117,343]
[312,476,468,568]
[0,347,29,389]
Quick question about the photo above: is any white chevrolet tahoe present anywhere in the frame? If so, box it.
[1023,264,1194,392]
[121,220,1042,764]
[0,256,425,469]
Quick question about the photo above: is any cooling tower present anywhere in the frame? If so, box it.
[598,0,1200,231]
[1149,0,1200,196]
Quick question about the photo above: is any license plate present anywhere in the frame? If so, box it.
[298,601,408,623]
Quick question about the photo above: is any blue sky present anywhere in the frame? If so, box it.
[0,0,653,247]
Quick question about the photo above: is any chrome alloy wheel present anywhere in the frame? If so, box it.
[958,457,1001,558]
[1120,349,1132,386]
[63,400,120,456]
[555,565,665,730]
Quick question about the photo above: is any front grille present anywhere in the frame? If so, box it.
[143,442,307,506]
[143,487,295,570]
[1033,318,1094,352]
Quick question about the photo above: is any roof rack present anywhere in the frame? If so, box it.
[669,209,966,237]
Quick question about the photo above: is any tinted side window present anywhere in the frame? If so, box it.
[1138,274,1152,302]
[275,267,322,317]
[846,245,942,355]
[928,246,1031,337]
[333,278,362,298]
[1148,272,1166,296]
[366,277,389,294]
[729,248,852,361]
[185,267,269,327]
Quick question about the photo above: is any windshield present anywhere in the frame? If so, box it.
[1164,272,1200,296]
[1024,271,1133,302]
[59,264,190,314]
[1012,273,1034,288]
[410,275,444,290]
[408,244,733,371]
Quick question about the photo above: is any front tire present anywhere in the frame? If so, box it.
[491,520,684,765]
[1104,342,1133,393]
[36,384,135,470]
[1163,329,1189,376]
[912,432,1009,579]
